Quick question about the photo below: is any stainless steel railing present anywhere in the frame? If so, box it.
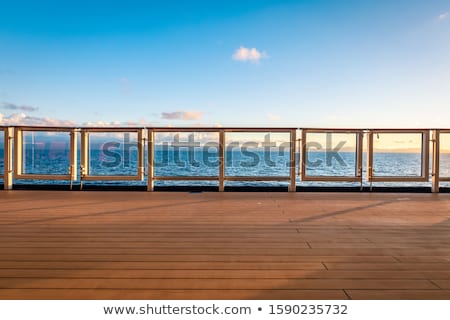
[300,129,364,184]
[1,126,450,192]
[79,128,145,190]
[148,128,296,192]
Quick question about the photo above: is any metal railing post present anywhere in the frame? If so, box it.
[219,130,225,192]
[138,129,145,181]
[366,130,374,190]
[356,130,364,190]
[80,130,89,190]
[13,128,22,178]
[147,129,154,192]
[4,127,14,190]
[422,130,430,181]
[289,129,296,192]
[300,129,306,184]
[69,129,78,190]
[296,136,301,178]
[432,129,440,193]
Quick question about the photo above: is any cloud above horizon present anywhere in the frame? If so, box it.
[438,12,449,20]
[232,46,267,63]
[1,102,39,112]
[0,114,148,128]
[161,111,203,121]
[0,112,75,126]
[82,120,123,127]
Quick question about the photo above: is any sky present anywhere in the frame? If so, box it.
[1,0,450,128]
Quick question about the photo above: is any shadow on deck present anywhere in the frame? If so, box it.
[0,191,450,299]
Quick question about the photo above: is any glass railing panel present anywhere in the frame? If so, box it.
[372,132,425,179]
[88,131,139,177]
[21,131,71,176]
[224,131,291,178]
[153,131,220,178]
[302,131,361,181]
[367,130,430,188]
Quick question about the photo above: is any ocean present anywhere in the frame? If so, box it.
[1,144,450,188]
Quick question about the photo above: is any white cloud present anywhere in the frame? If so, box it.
[83,118,152,127]
[161,111,203,121]
[0,112,75,126]
[232,46,267,63]
[124,119,149,126]
[438,12,449,20]
[2,102,39,112]
[154,130,220,145]
[267,113,281,121]
[82,120,123,127]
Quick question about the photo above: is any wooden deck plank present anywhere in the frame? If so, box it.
[0,191,449,299]
[0,253,399,263]
[394,256,450,263]
[0,278,437,290]
[324,263,450,271]
[0,261,325,270]
[346,290,450,300]
[2,269,450,279]
[1,244,447,256]
[430,280,450,289]
[0,289,348,300]
[3,239,309,253]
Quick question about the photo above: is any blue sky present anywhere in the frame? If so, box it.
[1,0,449,127]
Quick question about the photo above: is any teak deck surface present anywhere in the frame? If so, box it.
[0,191,450,300]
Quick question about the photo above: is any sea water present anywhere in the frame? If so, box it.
[1,143,450,188]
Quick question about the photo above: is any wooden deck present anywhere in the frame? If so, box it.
[1,191,450,300]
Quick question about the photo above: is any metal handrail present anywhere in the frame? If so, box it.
[2,126,450,192]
